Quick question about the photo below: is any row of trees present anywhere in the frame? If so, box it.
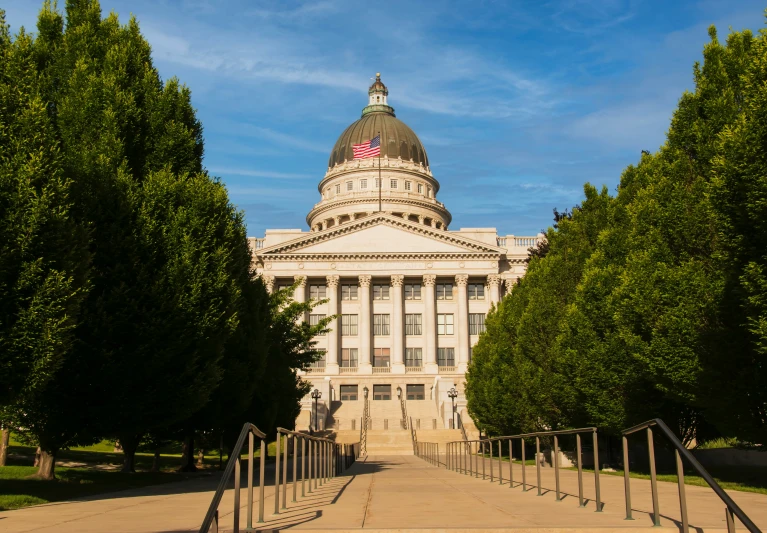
[0,1,327,479]
[466,22,767,447]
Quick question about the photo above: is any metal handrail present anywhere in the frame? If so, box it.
[415,441,440,466]
[199,423,267,533]
[410,415,418,453]
[445,427,602,513]
[359,397,369,457]
[622,418,761,533]
[456,411,469,442]
[400,396,409,430]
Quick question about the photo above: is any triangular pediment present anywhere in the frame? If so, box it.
[257,214,503,257]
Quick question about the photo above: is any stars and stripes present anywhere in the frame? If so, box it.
[352,135,381,159]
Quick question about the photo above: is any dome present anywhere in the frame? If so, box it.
[328,112,430,169]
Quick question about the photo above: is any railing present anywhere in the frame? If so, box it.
[415,441,440,466]
[409,416,418,454]
[359,397,369,457]
[446,427,602,513]
[438,365,457,373]
[339,366,358,373]
[400,397,409,430]
[200,424,359,533]
[457,412,469,442]
[405,365,422,373]
[622,419,761,533]
[372,366,390,373]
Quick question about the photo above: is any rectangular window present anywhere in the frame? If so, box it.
[373,284,390,300]
[309,314,326,335]
[469,313,486,335]
[390,179,398,189]
[340,384,358,401]
[310,350,326,368]
[406,384,425,400]
[341,284,358,300]
[405,314,422,335]
[373,314,390,335]
[360,179,368,189]
[437,313,454,335]
[309,284,326,299]
[341,348,358,368]
[418,183,423,194]
[468,283,485,300]
[373,348,390,368]
[335,184,340,194]
[438,347,455,367]
[404,283,421,300]
[341,314,358,336]
[373,383,391,400]
[346,181,353,191]
[436,283,453,300]
[405,181,412,191]
[375,178,381,188]
[405,348,422,367]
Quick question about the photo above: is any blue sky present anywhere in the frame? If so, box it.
[5,0,767,236]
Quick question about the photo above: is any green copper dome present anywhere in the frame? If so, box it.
[328,75,429,169]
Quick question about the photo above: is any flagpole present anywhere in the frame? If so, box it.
[378,131,382,213]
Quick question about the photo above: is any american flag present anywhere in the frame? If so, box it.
[352,135,381,159]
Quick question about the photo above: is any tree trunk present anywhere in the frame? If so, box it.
[33,446,41,467]
[196,448,204,467]
[179,434,197,472]
[36,449,56,479]
[151,450,160,472]
[119,434,141,473]
[0,426,10,466]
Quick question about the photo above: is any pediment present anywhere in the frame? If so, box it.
[257,214,503,258]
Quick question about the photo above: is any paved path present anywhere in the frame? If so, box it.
[1,454,765,532]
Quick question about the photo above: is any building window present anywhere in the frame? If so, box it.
[373,314,390,335]
[346,181,353,191]
[309,284,326,299]
[437,313,454,335]
[310,350,326,368]
[405,348,422,367]
[341,284,358,300]
[335,184,341,194]
[373,284,390,300]
[360,178,368,189]
[390,179,398,189]
[404,283,421,300]
[468,283,485,300]
[436,283,453,300]
[418,183,423,194]
[405,314,422,335]
[469,313,486,335]
[373,383,391,399]
[373,348,390,368]
[340,384,358,400]
[309,314,326,335]
[438,348,455,367]
[427,186,432,197]
[341,348,358,368]
[406,384,425,400]
[341,314,358,336]
[375,178,381,188]
[405,181,412,191]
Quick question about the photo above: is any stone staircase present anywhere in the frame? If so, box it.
[405,399,443,429]
[415,428,462,454]
[368,398,406,430]
[365,430,414,455]
[326,400,363,431]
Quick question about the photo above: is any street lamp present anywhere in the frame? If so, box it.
[396,386,402,399]
[447,387,458,429]
[311,389,321,434]
[363,386,369,399]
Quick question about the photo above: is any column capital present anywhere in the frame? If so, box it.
[326,275,340,288]
[294,275,307,287]
[503,277,517,291]
[359,274,372,287]
[455,274,469,286]
[423,274,437,286]
[263,275,275,293]
[487,274,501,287]
[391,274,405,287]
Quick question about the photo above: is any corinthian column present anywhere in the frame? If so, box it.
[358,275,372,374]
[326,275,340,374]
[263,275,275,294]
[456,274,469,371]
[391,275,405,374]
[423,274,437,373]
[294,275,307,323]
[488,274,501,305]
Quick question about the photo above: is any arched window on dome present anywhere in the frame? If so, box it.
[377,96,380,102]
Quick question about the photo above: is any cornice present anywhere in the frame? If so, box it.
[307,196,452,226]
[258,251,502,262]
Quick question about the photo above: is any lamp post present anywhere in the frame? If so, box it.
[311,389,321,434]
[397,386,402,399]
[447,387,458,429]
[363,386,369,399]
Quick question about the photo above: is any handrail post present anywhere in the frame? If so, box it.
[258,439,266,523]
[247,432,254,529]
[233,457,241,533]
[498,440,502,485]
[726,507,736,533]
[576,433,584,507]
[622,434,633,520]
[308,439,313,493]
[521,438,528,491]
[292,436,298,502]
[482,440,487,479]
[535,436,542,496]
[554,435,561,501]
[489,439,494,481]
[647,427,660,527]
[676,449,688,532]
[282,434,288,509]
[508,439,513,488]
[274,432,281,515]
[593,429,602,512]
[301,437,306,497]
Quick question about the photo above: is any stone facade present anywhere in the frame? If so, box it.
[250,75,541,432]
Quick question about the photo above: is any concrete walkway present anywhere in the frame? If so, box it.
[1,454,765,532]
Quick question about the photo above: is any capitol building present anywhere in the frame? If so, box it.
[249,75,540,438]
